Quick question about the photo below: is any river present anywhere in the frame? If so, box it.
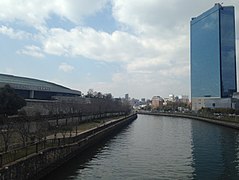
[44,114,239,179]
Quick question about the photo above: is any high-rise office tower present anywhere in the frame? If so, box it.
[190,3,237,110]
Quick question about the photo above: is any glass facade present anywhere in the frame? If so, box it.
[220,7,237,97]
[191,4,237,98]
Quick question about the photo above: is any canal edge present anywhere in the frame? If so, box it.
[138,111,239,130]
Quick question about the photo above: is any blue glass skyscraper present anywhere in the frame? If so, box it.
[190,3,237,109]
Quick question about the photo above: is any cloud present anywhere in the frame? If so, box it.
[58,62,74,72]
[0,0,238,98]
[113,0,189,37]
[0,25,32,39]
[41,26,189,64]
[112,0,238,37]
[43,27,153,61]
[0,0,109,26]
[17,45,45,58]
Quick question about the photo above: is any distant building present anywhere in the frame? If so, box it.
[178,95,189,104]
[125,94,129,101]
[204,98,232,109]
[232,92,239,99]
[151,96,164,109]
[129,98,140,107]
[0,73,81,100]
[169,94,175,102]
[190,4,237,111]
[232,93,239,109]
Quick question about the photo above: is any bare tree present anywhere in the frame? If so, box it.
[35,119,47,142]
[0,116,14,152]
[17,116,31,147]
[58,125,72,145]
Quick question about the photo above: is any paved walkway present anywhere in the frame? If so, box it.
[46,116,122,139]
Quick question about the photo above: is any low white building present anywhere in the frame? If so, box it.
[192,97,232,111]
[178,95,189,104]
[204,98,232,109]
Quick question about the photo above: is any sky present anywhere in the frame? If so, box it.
[0,0,239,99]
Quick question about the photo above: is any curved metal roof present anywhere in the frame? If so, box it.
[0,73,81,95]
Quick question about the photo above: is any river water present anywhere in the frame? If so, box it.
[44,114,239,179]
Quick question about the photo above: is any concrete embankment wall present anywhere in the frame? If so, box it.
[0,114,137,180]
[138,111,239,130]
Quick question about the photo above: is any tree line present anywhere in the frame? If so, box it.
[0,85,132,152]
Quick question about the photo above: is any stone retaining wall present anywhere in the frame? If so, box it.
[0,114,137,180]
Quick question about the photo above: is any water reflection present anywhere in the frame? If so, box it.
[43,115,239,179]
[43,132,121,180]
[190,120,239,179]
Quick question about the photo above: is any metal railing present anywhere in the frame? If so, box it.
[0,113,135,167]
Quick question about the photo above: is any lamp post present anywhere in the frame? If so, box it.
[54,125,58,142]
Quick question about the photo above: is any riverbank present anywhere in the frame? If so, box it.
[138,111,239,130]
[0,112,126,152]
[0,113,137,180]
[43,113,239,179]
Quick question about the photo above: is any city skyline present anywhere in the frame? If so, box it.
[0,1,239,99]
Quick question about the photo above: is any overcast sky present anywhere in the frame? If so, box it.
[0,0,238,99]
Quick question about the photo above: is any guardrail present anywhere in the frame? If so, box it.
[0,113,137,180]
[0,113,136,167]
